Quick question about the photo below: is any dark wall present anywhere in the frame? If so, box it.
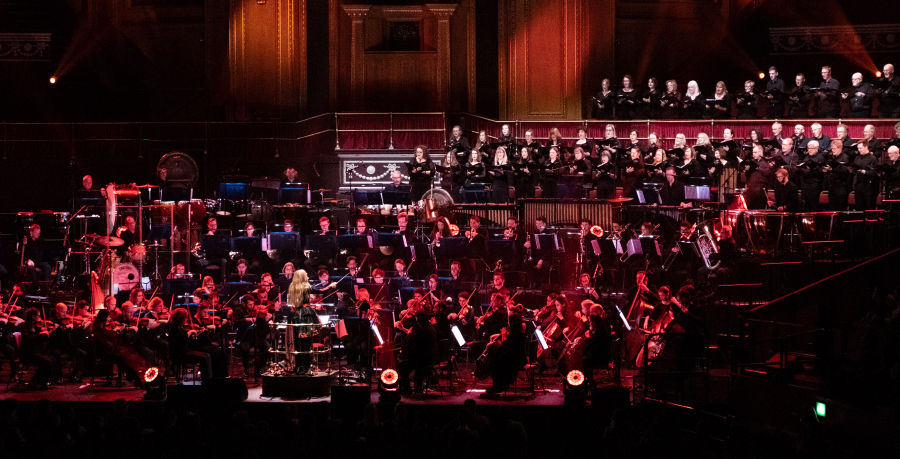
[474,0,499,119]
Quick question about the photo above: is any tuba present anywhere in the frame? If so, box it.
[697,222,720,270]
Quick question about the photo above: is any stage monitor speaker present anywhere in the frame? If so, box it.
[591,387,630,411]
[166,378,248,405]
[330,384,371,421]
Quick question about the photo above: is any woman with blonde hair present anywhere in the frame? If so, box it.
[683,80,704,119]
[489,146,513,203]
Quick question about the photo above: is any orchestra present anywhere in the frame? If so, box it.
[3,65,900,398]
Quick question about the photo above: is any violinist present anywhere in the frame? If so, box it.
[397,311,439,395]
[137,296,170,365]
[448,290,474,338]
[20,307,60,389]
[168,308,215,380]
[535,293,559,326]
[395,290,426,338]
[233,294,265,377]
[582,305,612,388]
[484,313,527,395]
[577,272,601,303]
[475,292,509,342]
[425,274,444,312]
[128,287,148,313]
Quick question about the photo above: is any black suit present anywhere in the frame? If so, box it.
[398,318,440,392]
[773,180,800,212]
[659,179,686,206]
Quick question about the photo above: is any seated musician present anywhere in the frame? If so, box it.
[666,221,697,287]
[489,272,506,295]
[114,216,138,258]
[582,304,612,388]
[524,216,554,287]
[397,312,439,394]
[275,262,295,292]
[577,272,601,303]
[24,224,52,282]
[168,308,216,380]
[392,259,410,282]
[394,290,427,346]
[228,258,258,283]
[425,274,444,312]
[384,169,412,193]
[646,286,675,330]
[281,167,303,187]
[232,294,269,376]
[484,313,527,395]
[769,167,800,212]
[472,292,509,356]
[699,225,737,289]
[45,303,88,383]
[89,309,158,388]
[167,263,188,279]
[464,215,487,261]
[659,166,689,208]
[448,290,475,339]
[623,270,658,323]
[304,217,336,271]
[372,268,385,284]
[205,217,229,236]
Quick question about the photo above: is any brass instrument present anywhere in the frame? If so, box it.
[449,224,460,236]
[590,225,604,237]
[662,223,695,271]
[526,232,533,261]
[697,222,720,270]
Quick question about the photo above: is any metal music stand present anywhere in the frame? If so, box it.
[279,187,311,205]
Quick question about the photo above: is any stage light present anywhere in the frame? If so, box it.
[49,77,57,84]
[563,369,588,404]
[876,71,882,78]
[815,402,826,417]
[758,72,765,79]
[378,368,401,404]
[143,367,160,383]
[566,370,585,386]
[380,369,398,388]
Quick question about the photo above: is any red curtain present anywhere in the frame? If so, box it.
[392,114,444,150]
[337,115,390,149]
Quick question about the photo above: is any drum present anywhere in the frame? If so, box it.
[175,199,206,231]
[113,262,140,291]
[127,243,147,262]
[796,212,838,242]
[16,212,34,232]
[250,200,274,222]
[234,200,252,219]
[151,201,176,223]
[721,209,747,251]
[743,211,791,256]
[215,199,235,216]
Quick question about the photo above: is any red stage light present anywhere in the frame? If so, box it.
[566,370,584,386]
[144,367,160,383]
[758,72,765,80]
[876,71,882,78]
[49,77,57,84]
[380,369,399,386]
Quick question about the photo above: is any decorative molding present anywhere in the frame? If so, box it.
[467,0,476,112]
[343,4,372,109]
[0,33,51,62]
[426,4,458,109]
[770,24,900,55]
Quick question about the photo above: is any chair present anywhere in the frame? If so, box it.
[430,339,459,395]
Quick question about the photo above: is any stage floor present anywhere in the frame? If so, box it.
[0,360,629,406]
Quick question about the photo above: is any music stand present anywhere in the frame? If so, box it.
[626,238,661,258]
[232,236,263,253]
[162,278,200,296]
[269,232,301,251]
[279,187,311,205]
[218,182,250,201]
[306,234,337,256]
[222,282,254,298]
[593,238,622,259]
[685,185,710,201]
[381,191,411,206]
[636,188,662,205]
[337,234,373,252]
[376,233,409,249]
[351,191,382,206]
[201,235,231,258]
[533,233,559,252]
[437,236,468,259]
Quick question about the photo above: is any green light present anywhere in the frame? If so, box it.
[816,402,826,417]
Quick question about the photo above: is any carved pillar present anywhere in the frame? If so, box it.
[342,5,372,109]
[426,4,458,109]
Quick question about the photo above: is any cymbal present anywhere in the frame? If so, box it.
[144,243,165,248]
[137,184,159,188]
[606,197,634,203]
[93,236,125,247]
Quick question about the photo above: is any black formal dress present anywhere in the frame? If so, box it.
[407,159,436,202]
[787,84,813,118]
[816,78,840,118]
